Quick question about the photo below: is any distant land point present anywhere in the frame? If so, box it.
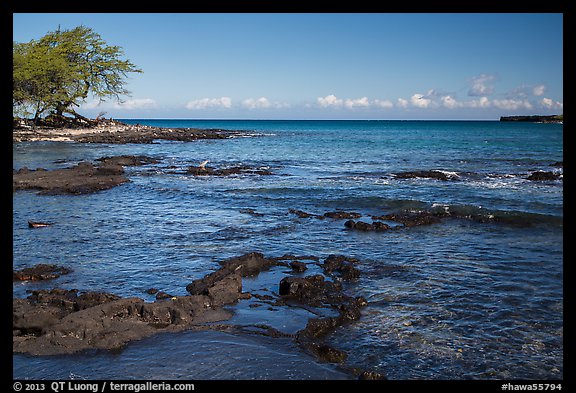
[500,115,563,123]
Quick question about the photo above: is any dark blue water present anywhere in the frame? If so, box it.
[13,120,563,380]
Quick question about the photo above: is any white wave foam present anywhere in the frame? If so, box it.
[435,170,460,179]
[228,132,277,138]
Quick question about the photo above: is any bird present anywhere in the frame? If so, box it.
[198,160,209,170]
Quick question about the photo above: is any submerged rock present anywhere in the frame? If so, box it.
[393,170,458,181]
[302,341,348,363]
[373,211,444,228]
[187,165,272,176]
[288,209,320,219]
[13,264,71,281]
[186,252,278,306]
[289,261,308,272]
[155,291,174,300]
[358,370,387,380]
[219,252,279,277]
[273,254,320,262]
[96,155,160,167]
[239,208,265,217]
[283,272,367,365]
[279,275,344,306]
[323,211,362,219]
[344,220,391,232]
[526,171,561,181]
[322,255,361,280]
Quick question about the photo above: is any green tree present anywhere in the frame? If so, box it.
[13,25,142,123]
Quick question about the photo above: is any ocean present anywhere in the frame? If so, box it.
[13,120,563,380]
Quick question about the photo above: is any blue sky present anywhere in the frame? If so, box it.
[13,13,563,120]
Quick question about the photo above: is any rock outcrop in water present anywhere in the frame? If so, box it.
[14,285,239,355]
[277,272,367,364]
[13,155,159,195]
[187,165,273,176]
[323,211,362,219]
[321,255,362,280]
[526,171,561,181]
[13,251,372,376]
[393,170,459,181]
[344,219,392,232]
[14,255,284,355]
[13,264,71,282]
[10,253,283,355]
[287,202,558,234]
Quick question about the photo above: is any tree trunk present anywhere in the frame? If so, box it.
[55,104,65,117]
[33,102,43,125]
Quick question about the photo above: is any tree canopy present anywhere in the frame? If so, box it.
[13,25,142,123]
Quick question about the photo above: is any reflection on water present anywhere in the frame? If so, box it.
[13,330,351,380]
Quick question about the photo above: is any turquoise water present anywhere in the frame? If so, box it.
[13,120,563,380]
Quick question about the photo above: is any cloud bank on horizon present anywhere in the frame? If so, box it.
[82,71,562,119]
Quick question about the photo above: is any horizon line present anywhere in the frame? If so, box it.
[114,117,504,121]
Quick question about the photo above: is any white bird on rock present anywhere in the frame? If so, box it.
[198,160,209,170]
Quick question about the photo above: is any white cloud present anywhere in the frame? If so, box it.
[113,98,157,110]
[469,74,496,96]
[185,97,232,110]
[441,95,460,109]
[468,96,491,108]
[533,85,546,96]
[492,99,533,110]
[344,97,370,109]
[318,95,395,110]
[410,93,432,108]
[540,97,563,110]
[373,99,394,108]
[397,98,409,109]
[242,97,272,109]
[242,97,290,109]
[440,95,493,109]
[317,94,343,108]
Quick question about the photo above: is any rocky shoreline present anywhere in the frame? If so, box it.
[13,252,383,379]
[12,118,244,143]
